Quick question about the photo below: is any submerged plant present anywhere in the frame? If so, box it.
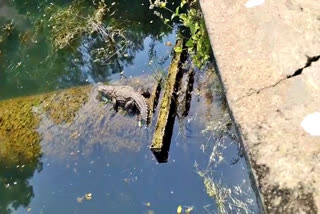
[149,0,211,69]
[195,165,253,214]
[38,1,110,50]
[33,0,133,73]
[0,20,15,46]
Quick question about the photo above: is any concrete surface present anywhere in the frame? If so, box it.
[200,0,320,213]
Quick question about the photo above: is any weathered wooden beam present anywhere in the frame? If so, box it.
[150,39,184,163]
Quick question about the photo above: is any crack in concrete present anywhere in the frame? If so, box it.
[287,55,320,78]
[235,77,286,103]
[235,54,320,103]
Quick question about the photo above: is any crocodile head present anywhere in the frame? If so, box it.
[97,83,115,100]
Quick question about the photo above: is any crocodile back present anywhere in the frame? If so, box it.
[98,84,148,123]
[114,86,148,123]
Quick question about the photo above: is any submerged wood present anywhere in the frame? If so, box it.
[147,78,162,124]
[150,39,184,163]
[177,68,195,118]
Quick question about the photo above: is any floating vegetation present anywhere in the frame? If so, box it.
[144,202,151,207]
[76,193,93,203]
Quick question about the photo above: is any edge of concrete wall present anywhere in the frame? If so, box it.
[200,0,320,213]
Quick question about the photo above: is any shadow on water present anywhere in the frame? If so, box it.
[0,163,43,214]
[0,0,263,213]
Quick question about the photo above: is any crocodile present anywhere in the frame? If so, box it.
[96,83,149,124]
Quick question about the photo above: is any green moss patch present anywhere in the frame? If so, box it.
[0,96,42,166]
[0,85,90,165]
[43,86,89,124]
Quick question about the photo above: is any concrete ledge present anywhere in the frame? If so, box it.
[200,0,320,213]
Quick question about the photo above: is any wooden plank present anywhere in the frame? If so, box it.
[150,39,184,163]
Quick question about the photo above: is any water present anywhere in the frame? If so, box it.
[0,0,262,213]
[0,0,174,100]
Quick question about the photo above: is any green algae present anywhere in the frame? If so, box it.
[0,86,90,166]
[42,86,90,124]
[0,96,42,166]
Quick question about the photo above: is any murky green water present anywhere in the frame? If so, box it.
[0,0,173,100]
[0,0,262,213]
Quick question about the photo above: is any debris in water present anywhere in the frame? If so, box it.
[177,205,182,214]
[144,202,151,207]
[85,193,92,200]
[77,196,84,203]
[185,206,194,214]
[77,193,92,202]
[165,41,172,46]
[16,62,22,68]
